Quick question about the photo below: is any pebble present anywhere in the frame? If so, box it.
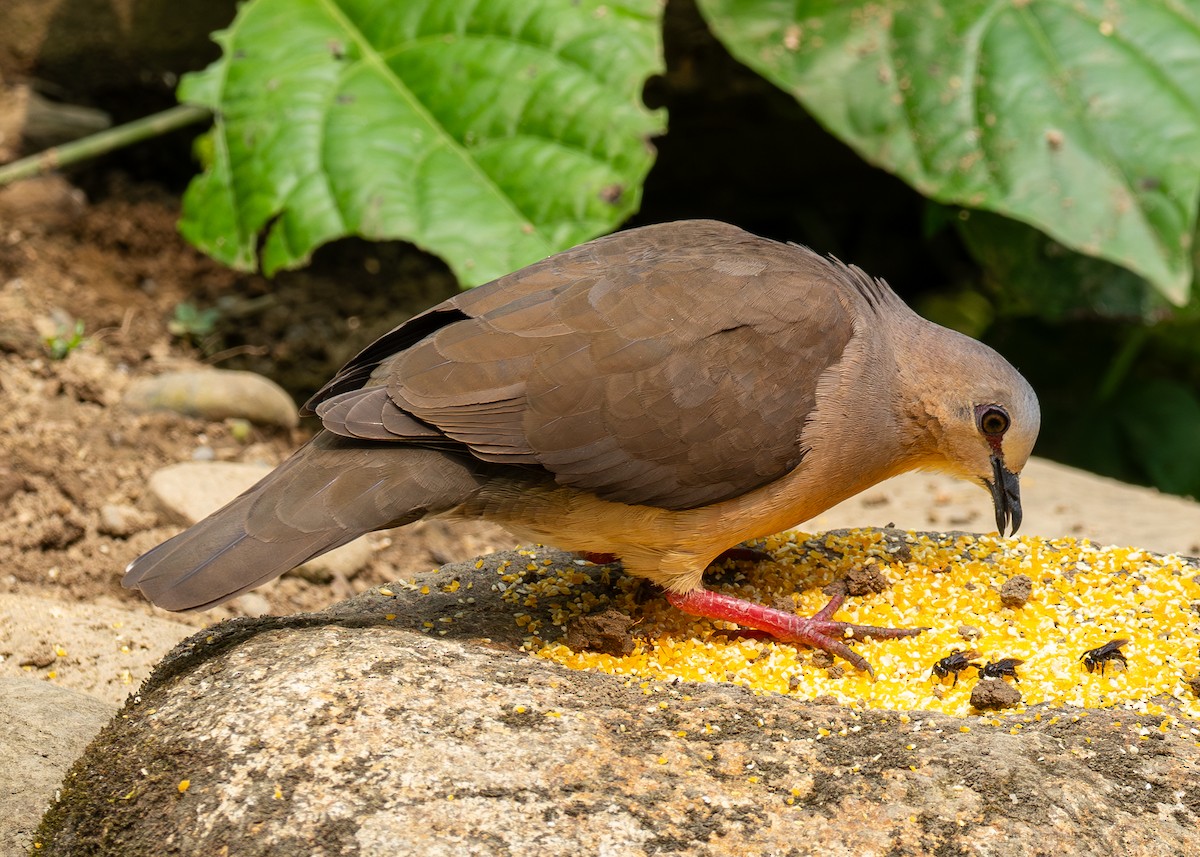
[97,503,155,538]
[122,369,299,428]
[148,461,272,525]
[1000,573,1033,608]
[970,678,1023,710]
[232,593,272,617]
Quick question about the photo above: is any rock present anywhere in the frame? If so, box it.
[1000,573,1033,608]
[0,594,193,705]
[146,461,375,580]
[843,558,889,595]
[97,503,155,538]
[122,369,299,428]
[230,592,272,617]
[33,552,1200,856]
[969,678,1023,710]
[957,624,983,641]
[0,678,115,857]
[564,607,635,656]
[147,461,272,526]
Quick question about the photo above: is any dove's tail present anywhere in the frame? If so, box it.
[123,432,489,611]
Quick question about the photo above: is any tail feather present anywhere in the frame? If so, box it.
[124,432,490,611]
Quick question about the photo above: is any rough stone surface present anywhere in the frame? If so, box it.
[1000,573,1033,608]
[146,461,272,527]
[123,369,299,428]
[969,678,1023,711]
[34,552,1200,857]
[1,678,115,857]
[0,594,192,705]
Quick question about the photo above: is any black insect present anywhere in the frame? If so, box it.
[976,657,1025,683]
[931,649,981,687]
[1080,638,1129,675]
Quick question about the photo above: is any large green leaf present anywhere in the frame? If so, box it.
[956,209,1174,321]
[698,0,1200,303]
[179,0,665,285]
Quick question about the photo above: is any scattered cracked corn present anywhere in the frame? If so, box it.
[517,530,1200,719]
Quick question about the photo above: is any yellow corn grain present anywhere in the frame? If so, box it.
[520,530,1200,719]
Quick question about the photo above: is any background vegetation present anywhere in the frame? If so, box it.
[10,0,1200,499]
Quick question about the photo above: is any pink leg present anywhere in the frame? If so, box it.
[666,587,926,677]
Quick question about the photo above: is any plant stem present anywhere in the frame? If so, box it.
[0,104,211,186]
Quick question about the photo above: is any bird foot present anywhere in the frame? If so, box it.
[665,587,926,678]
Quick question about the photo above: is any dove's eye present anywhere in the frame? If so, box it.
[977,406,1010,437]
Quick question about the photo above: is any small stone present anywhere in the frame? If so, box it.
[958,624,983,641]
[1187,675,1200,698]
[811,651,835,669]
[232,593,272,617]
[564,608,635,657]
[970,678,1022,710]
[123,369,298,428]
[17,650,55,669]
[147,461,272,525]
[227,418,253,443]
[1000,574,1033,608]
[97,503,154,538]
[843,559,889,595]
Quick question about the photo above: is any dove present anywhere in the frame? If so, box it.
[125,220,1039,673]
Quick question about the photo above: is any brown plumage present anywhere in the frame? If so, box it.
[125,220,1040,673]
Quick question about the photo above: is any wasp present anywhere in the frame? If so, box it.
[1080,638,1129,675]
[976,657,1024,682]
[930,649,981,687]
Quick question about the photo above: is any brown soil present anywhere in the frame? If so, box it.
[0,174,512,628]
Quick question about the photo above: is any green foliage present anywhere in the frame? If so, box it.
[43,320,86,361]
[178,0,665,286]
[172,0,1200,500]
[168,302,222,345]
[696,0,1200,306]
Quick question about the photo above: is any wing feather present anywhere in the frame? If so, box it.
[306,221,861,510]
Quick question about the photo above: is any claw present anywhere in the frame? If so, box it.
[666,587,927,678]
